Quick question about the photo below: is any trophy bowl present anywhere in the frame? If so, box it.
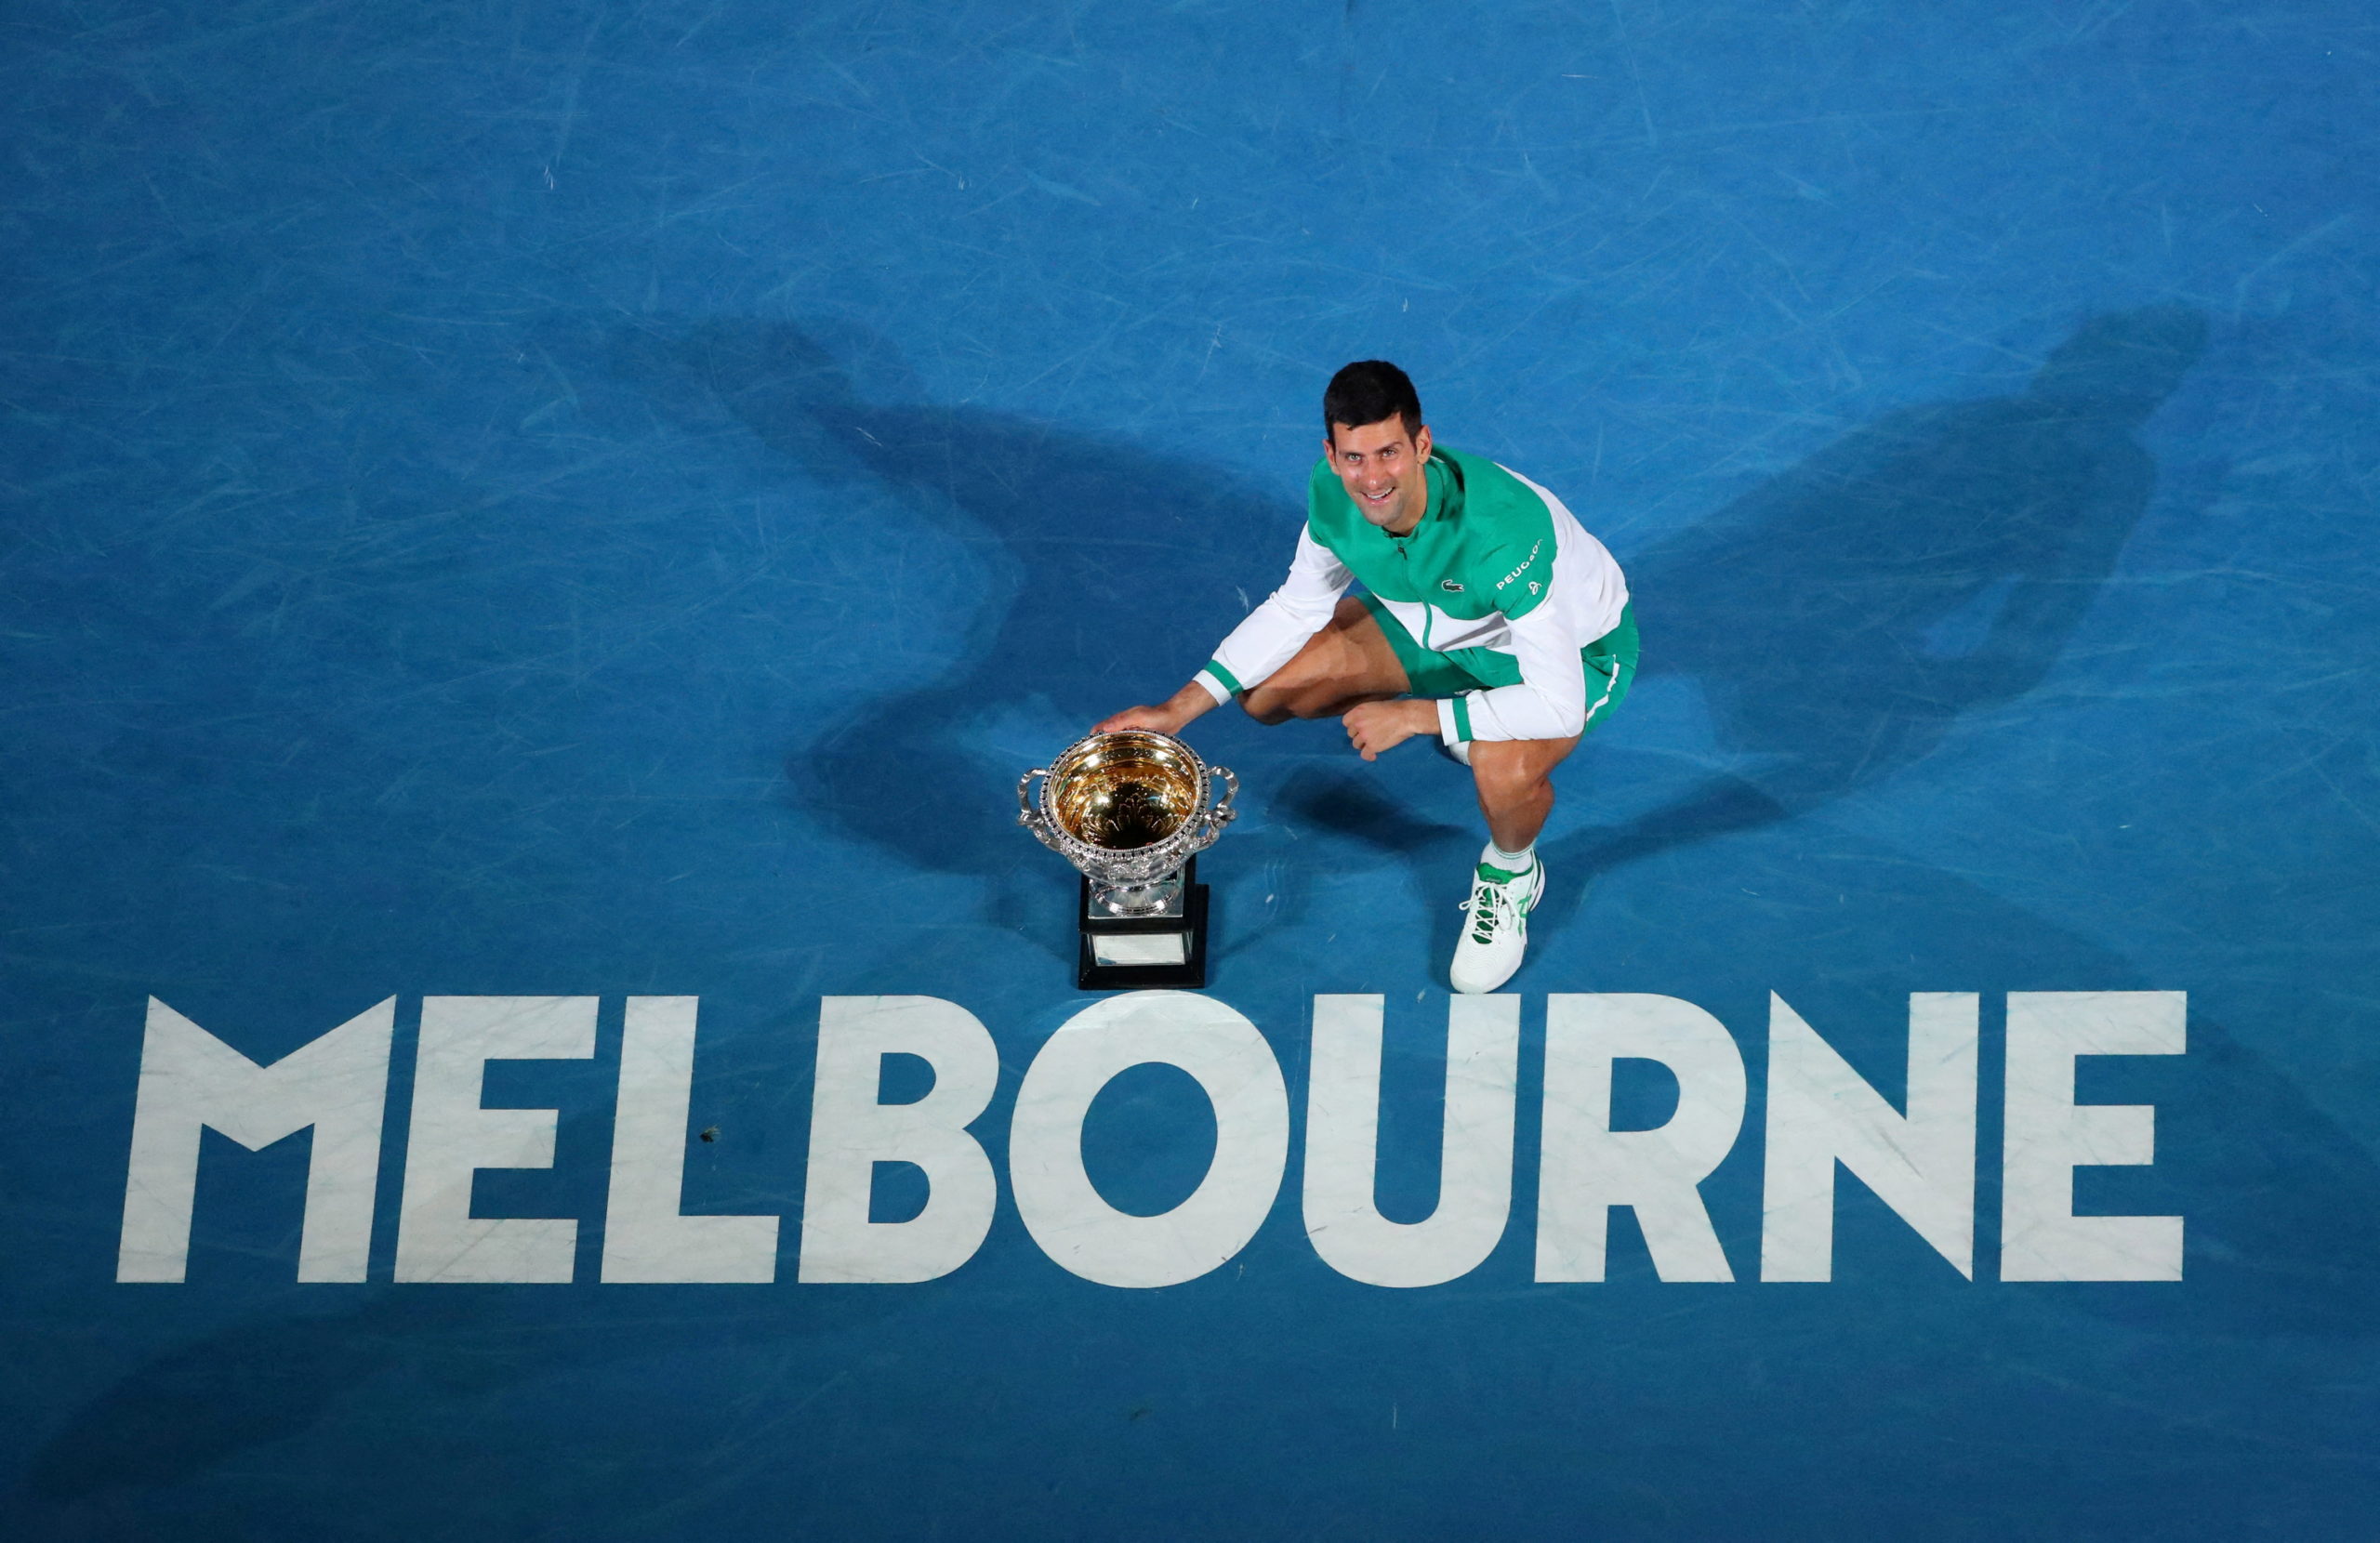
[1018,730,1236,914]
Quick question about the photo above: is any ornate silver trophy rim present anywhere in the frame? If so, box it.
[1017,729,1237,916]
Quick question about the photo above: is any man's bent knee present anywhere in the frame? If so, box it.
[1242,684,1347,724]
[1238,689,1297,726]
[1474,762,1554,807]
[1470,737,1579,794]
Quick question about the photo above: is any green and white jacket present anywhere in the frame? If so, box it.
[1196,448,1630,744]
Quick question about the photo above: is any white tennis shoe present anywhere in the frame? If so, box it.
[1450,855,1542,994]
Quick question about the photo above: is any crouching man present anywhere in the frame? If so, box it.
[1098,360,1636,992]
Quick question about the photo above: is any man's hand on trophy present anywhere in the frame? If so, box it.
[1093,705,1182,734]
[1094,680,1215,737]
[1342,698,1438,761]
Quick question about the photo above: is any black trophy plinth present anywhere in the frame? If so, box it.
[1078,856,1209,990]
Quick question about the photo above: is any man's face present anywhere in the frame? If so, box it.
[1326,415,1433,534]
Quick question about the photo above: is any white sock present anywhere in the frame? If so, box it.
[1482,839,1535,875]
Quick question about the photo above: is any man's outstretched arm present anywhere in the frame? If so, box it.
[1096,527,1352,734]
[1094,679,1224,737]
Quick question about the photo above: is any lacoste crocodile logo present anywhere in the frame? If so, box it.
[1440,579,1464,593]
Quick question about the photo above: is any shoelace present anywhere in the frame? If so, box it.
[1460,872,1526,944]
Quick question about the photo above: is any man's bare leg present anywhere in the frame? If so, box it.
[1238,597,1409,724]
[1469,735,1580,853]
[1245,599,1583,852]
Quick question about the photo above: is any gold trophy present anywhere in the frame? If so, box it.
[1017,730,1237,989]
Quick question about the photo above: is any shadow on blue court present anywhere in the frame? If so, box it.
[1546,304,2215,905]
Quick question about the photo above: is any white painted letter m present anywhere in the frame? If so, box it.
[118,998,396,1283]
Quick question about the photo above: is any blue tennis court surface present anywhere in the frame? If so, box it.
[5,1,2377,1536]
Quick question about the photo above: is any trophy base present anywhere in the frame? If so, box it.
[1077,856,1210,991]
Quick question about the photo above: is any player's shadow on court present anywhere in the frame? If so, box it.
[583,308,2211,957]
[1538,304,2212,919]
[582,316,1289,947]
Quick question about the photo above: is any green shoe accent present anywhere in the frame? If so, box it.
[1475,859,1532,885]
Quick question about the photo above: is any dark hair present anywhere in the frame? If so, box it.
[1323,360,1422,443]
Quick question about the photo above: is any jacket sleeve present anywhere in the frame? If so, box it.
[1196,526,1353,703]
[1433,592,1588,743]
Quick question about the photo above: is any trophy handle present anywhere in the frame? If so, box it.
[1200,764,1239,840]
[1017,768,1062,849]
